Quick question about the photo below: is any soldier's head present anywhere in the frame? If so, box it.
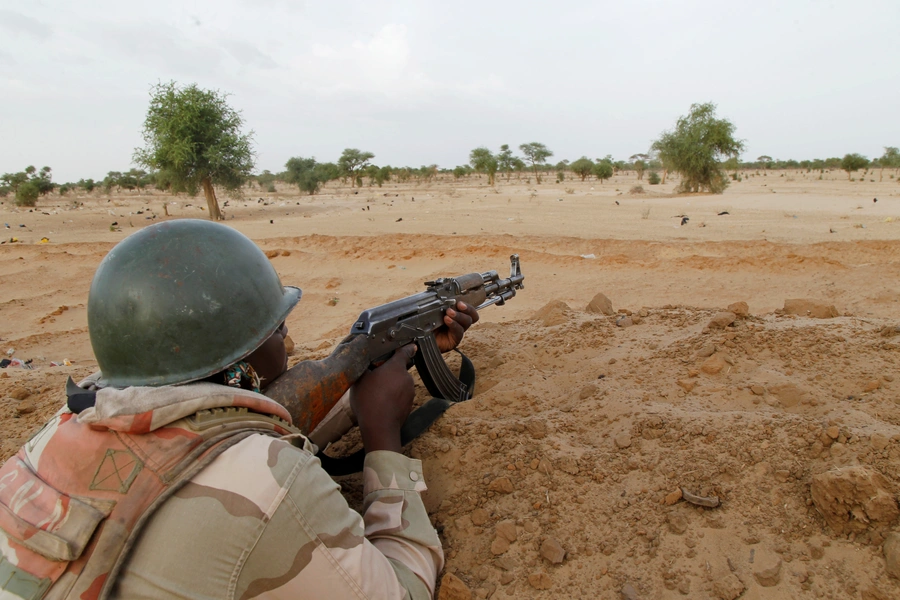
[87,219,301,389]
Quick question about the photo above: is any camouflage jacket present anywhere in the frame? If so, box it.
[0,380,444,600]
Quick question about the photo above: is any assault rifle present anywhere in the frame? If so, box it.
[265,255,524,436]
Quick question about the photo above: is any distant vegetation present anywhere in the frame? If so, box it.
[3,83,898,210]
[1,166,54,206]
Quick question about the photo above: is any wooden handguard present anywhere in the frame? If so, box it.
[264,334,371,434]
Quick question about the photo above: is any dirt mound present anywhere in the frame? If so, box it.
[322,304,900,598]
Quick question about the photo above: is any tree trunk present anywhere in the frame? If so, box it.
[202,177,223,221]
[880,167,884,182]
[662,169,668,184]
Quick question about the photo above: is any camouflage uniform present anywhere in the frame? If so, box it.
[0,379,443,600]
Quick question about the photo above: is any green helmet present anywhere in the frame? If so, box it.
[88,219,301,387]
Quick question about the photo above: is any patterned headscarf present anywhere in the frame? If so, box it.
[223,361,262,393]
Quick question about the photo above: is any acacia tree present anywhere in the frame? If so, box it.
[592,159,613,183]
[338,148,375,187]
[841,153,869,180]
[519,142,553,184]
[629,154,649,180]
[879,147,899,181]
[134,82,253,220]
[757,155,773,172]
[570,157,594,181]
[651,102,744,194]
[469,147,498,185]
[497,145,515,180]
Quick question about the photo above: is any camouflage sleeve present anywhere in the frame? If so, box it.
[237,446,443,600]
[362,451,445,597]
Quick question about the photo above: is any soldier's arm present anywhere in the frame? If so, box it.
[362,451,444,595]
[237,446,442,599]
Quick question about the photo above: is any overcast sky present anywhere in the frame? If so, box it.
[1,0,898,182]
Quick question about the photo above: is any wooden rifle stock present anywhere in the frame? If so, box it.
[264,334,370,434]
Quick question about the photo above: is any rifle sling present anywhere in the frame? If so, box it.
[317,349,475,476]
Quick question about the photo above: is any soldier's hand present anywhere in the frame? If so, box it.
[434,301,480,353]
[350,344,417,453]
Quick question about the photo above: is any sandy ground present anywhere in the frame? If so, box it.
[2,169,900,599]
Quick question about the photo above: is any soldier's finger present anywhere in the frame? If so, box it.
[454,310,474,330]
[456,301,480,325]
[442,315,466,342]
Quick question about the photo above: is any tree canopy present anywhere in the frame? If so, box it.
[519,142,553,184]
[879,147,899,181]
[338,149,375,187]
[592,159,613,183]
[134,82,254,220]
[469,147,498,185]
[569,157,594,181]
[651,102,744,194]
[2,166,54,206]
[841,153,869,180]
[497,145,515,181]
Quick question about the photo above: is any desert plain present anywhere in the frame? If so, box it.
[2,169,900,599]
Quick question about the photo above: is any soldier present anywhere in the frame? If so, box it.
[0,219,478,599]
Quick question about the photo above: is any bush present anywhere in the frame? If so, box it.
[267,183,276,193]
[16,181,40,206]
[648,171,661,185]
[556,171,565,182]
[629,185,645,194]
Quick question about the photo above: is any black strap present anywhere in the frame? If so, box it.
[66,376,97,414]
[317,350,475,476]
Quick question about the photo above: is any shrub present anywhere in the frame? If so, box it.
[648,171,661,185]
[267,183,276,193]
[16,181,40,206]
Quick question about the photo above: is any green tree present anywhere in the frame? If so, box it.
[757,155,773,171]
[569,157,594,181]
[629,154,649,180]
[78,178,96,192]
[593,160,613,183]
[497,144,515,181]
[469,147,498,185]
[134,82,254,220]
[452,165,468,179]
[841,153,869,180]
[878,147,899,181]
[1,171,28,194]
[34,167,54,195]
[316,162,341,184]
[511,158,526,177]
[284,157,322,194]
[519,142,553,184]
[419,164,438,183]
[373,165,392,187]
[338,149,375,187]
[723,156,740,179]
[8,165,53,206]
[651,102,744,194]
